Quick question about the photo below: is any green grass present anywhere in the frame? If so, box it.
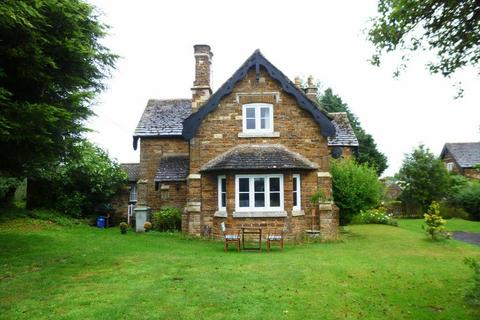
[399,218,480,234]
[0,213,479,319]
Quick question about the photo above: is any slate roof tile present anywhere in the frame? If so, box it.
[154,156,190,182]
[327,112,359,147]
[200,144,318,172]
[442,142,480,168]
[120,163,139,182]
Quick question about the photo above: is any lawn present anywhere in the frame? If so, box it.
[0,214,479,320]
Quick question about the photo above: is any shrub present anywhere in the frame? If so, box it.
[439,202,469,219]
[331,159,383,225]
[144,221,152,231]
[448,180,480,221]
[351,207,398,226]
[464,257,480,310]
[152,207,182,232]
[119,222,128,234]
[423,202,450,240]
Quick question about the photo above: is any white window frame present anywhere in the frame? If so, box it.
[217,175,227,211]
[446,162,454,172]
[235,174,284,212]
[242,103,274,133]
[129,183,138,203]
[292,174,301,211]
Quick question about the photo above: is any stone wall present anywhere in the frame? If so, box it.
[110,185,131,225]
[138,137,189,211]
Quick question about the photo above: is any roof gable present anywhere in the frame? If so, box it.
[441,142,480,168]
[327,112,359,147]
[182,50,336,139]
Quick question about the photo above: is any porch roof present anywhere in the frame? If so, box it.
[154,155,189,182]
[200,144,318,172]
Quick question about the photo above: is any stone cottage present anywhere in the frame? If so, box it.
[440,142,480,179]
[125,45,358,240]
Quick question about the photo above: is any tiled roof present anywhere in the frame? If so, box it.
[120,163,139,182]
[200,144,318,172]
[154,156,190,182]
[441,142,480,168]
[327,112,359,147]
[134,99,192,137]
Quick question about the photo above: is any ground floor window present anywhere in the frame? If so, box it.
[235,174,284,211]
[292,174,301,211]
[218,175,226,211]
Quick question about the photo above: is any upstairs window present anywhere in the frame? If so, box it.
[242,103,273,133]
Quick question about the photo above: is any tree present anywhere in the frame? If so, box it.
[396,145,450,212]
[369,0,480,80]
[319,88,388,175]
[27,141,127,217]
[331,159,383,225]
[0,0,116,179]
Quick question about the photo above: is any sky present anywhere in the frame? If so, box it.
[86,0,480,177]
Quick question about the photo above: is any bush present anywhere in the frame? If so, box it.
[439,202,469,219]
[423,202,450,240]
[464,257,480,310]
[152,207,182,232]
[144,221,152,231]
[331,159,383,225]
[448,180,480,221]
[119,222,128,234]
[351,207,398,226]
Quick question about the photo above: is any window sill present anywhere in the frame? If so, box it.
[214,211,227,218]
[292,210,304,217]
[233,211,287,218]
[238,132,280,138]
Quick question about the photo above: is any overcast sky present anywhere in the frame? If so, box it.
[86,0,480,177]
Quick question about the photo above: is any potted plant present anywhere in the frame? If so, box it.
[119,222,128,234]
[308,189,326,232]
[144,221,152,232]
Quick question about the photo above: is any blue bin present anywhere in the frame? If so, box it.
[97,216,106,228]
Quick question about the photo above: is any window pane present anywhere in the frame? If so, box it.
[246,118,256,129]
[254,193,265,207]
[239,193,249,207]
[260,118,268,129]
[221,178,226,192]
[269,177,280,192]
[239,178,249,192]
[261,107,270,118]
[293,191,297,207]
[254,178,264,192]
[270,192,280,207]
[292,177,297,192]
[246,108,255,118]
[221,193,226,207]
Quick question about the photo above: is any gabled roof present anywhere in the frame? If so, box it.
[133,99,191,150]
[120,163,139,182]
[441,142,480,169]
[327,112,359,147]
[182,50,336,139]
[154,155,189,182]
[200,144,318,172]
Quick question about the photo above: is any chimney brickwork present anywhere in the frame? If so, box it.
[305,75,318,102]
[191,44,213,113]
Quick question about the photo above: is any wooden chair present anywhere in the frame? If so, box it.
[266,229,284,251]
[220,222,241,252]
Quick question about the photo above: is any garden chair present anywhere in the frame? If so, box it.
[266,228,284,251]
[220,222,241,252]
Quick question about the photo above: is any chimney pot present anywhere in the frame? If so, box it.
[305,75,318,101]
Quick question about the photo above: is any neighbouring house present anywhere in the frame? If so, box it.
[440,142,480,179]
[127,45,358,240]
[111,163,139,224]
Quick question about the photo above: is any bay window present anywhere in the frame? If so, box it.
[235,174,284,211]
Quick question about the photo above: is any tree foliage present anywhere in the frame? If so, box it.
[369,0,480,79]
[319,88,388,175]
[0,0,116,178]
[27,141,127,217]
[331,159,383,225]
[448,178,480,221]
[396,145,450,212]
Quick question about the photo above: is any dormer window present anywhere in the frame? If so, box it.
[242,103,273,133]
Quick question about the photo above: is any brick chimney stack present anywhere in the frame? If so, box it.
[305,75,318,101]
[191,44,213,113]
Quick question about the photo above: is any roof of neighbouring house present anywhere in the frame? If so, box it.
[121,163,139,182]
[440,142,480,168]
[327,112,359,147]
[133,99,191,148]
[200,144,318,172]
[154,155,190,182]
